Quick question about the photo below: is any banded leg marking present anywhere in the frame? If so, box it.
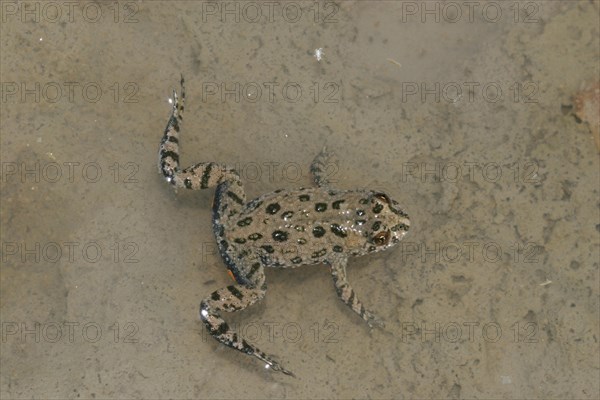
[328,256,385,329]
[158,77,246,209]
[199,284,295,377]
[310,146,337,188]
[159,75,185,181]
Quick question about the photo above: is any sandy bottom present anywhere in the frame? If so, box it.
[1,1,598,398]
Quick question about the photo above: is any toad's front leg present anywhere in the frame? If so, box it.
[199,283,295,377]
[327,255,385,329]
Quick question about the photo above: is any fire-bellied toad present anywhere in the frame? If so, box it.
[158,77,410,376]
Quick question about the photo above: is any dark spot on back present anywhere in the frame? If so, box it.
[315,203,327,212]
[332,200,345,209]
[392,223,410,232]
[396,209,409,218]
[312,248,327,258]
[330,223,347,238]
[312,226,326,238]
[272,230,288,242]
[261,245,274,253]
[266,203,281,214]
[237,217,253,227]
[282,211,294,219]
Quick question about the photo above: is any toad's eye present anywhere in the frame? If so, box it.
[372,230,391,246]
[374,193,390,204]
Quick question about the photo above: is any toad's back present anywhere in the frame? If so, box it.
[221,187,409,267]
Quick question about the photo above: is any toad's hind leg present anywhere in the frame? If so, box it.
[310,147,338,188]
[158,76,245,212]
[200,284,295,377]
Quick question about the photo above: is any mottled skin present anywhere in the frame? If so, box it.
[159,77,410,376]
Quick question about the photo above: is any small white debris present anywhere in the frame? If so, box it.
[539,280,552,286]
[314,48,324,61]
[168,98,173,104]
[387,58,402,68]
